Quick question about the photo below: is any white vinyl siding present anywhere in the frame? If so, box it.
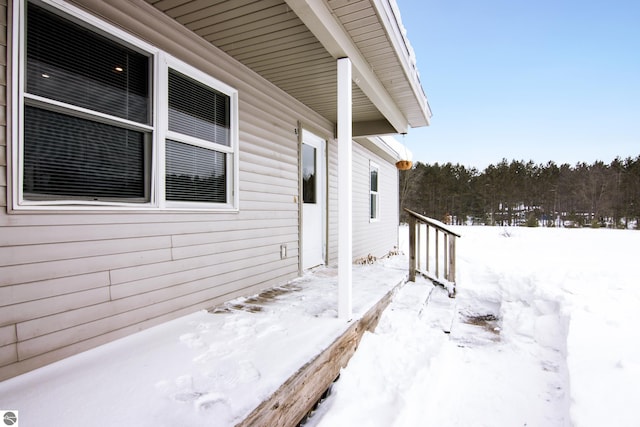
[351,142,399,261]
[327,140,400,265]
[326,137,339,266]
[0,0,333,380]
[0,0,405,382]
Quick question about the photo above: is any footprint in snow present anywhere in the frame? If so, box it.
[192,343,235,364]
[172,391,205,402]
[179,333,206,350]
[174,374,195,391]
[255,324,286,339]
[194,392,230,412]
[205,360,261,387]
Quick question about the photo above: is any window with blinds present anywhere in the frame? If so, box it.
[166,141,226,203]
[23,107,148,201]
[168,70,229,146]
[15,0,238,209]
[166,69,230,203]
[26,2,150,124]
[23,1,151,203]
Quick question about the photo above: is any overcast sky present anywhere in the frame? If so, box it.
[395,0,640,170]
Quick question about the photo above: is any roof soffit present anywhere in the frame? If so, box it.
[144,0,430,133]
[284,0,409,133]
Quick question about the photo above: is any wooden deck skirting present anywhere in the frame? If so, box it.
[236,278,406,427]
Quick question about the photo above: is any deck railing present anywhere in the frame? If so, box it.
[405,209,461,297]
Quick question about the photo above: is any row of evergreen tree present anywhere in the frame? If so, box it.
[399,156,640,228]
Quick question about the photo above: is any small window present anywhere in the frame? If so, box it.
[302,143,316,204]
[370,162,379,220]
[166,68,232,205]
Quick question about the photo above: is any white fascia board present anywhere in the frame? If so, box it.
[285,0,409,134]
[356,135,412,163]
[379,135,413,161]
[372,0,432,126]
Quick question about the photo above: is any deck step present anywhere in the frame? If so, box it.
[419,285,457,334]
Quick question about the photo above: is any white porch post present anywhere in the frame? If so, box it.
[337,57,353,320]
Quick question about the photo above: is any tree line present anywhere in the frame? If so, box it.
[399,156,640,228]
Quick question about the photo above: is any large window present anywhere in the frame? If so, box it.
[13,0,238,210]
[370,162,379,221]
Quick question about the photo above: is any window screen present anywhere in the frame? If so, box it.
[168,69,230,146]
[23,1,151,202]
[370,168,378,192]
[16,0,238,209]
[370,165,379,220]
[370,193,379,220]
[23,106,148,201]
[26,2,150,124]
[166,140,227,203]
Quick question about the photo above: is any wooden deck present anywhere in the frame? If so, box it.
[0,264,408,427]
[236,278,404,427]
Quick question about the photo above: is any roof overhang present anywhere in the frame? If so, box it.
[355,135,411,164]
[285,0,409,134]
[145,0,431,137]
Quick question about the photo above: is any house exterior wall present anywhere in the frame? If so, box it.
[326,139,400,266]
[327,138,339,266]
[0,0,404,380]
[0,0,5,212]
[0,0,337,380]
[351,141,399,260]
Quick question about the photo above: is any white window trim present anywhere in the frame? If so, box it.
[160,54,239,210]
[370,160,380,222]
[10,0,239,212]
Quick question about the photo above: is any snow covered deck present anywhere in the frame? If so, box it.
[0,256,409,427]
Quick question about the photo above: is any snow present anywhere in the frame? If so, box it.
[379,135,413,161]
[305,226,640,427]
[0,260,407,426]
[1,225,639,426]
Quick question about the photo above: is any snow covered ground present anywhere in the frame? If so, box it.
[1,225,638,426]
[306,225,640,427]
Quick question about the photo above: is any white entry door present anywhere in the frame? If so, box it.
[302,130,326,270]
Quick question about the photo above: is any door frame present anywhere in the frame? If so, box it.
[298,124,328,273]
